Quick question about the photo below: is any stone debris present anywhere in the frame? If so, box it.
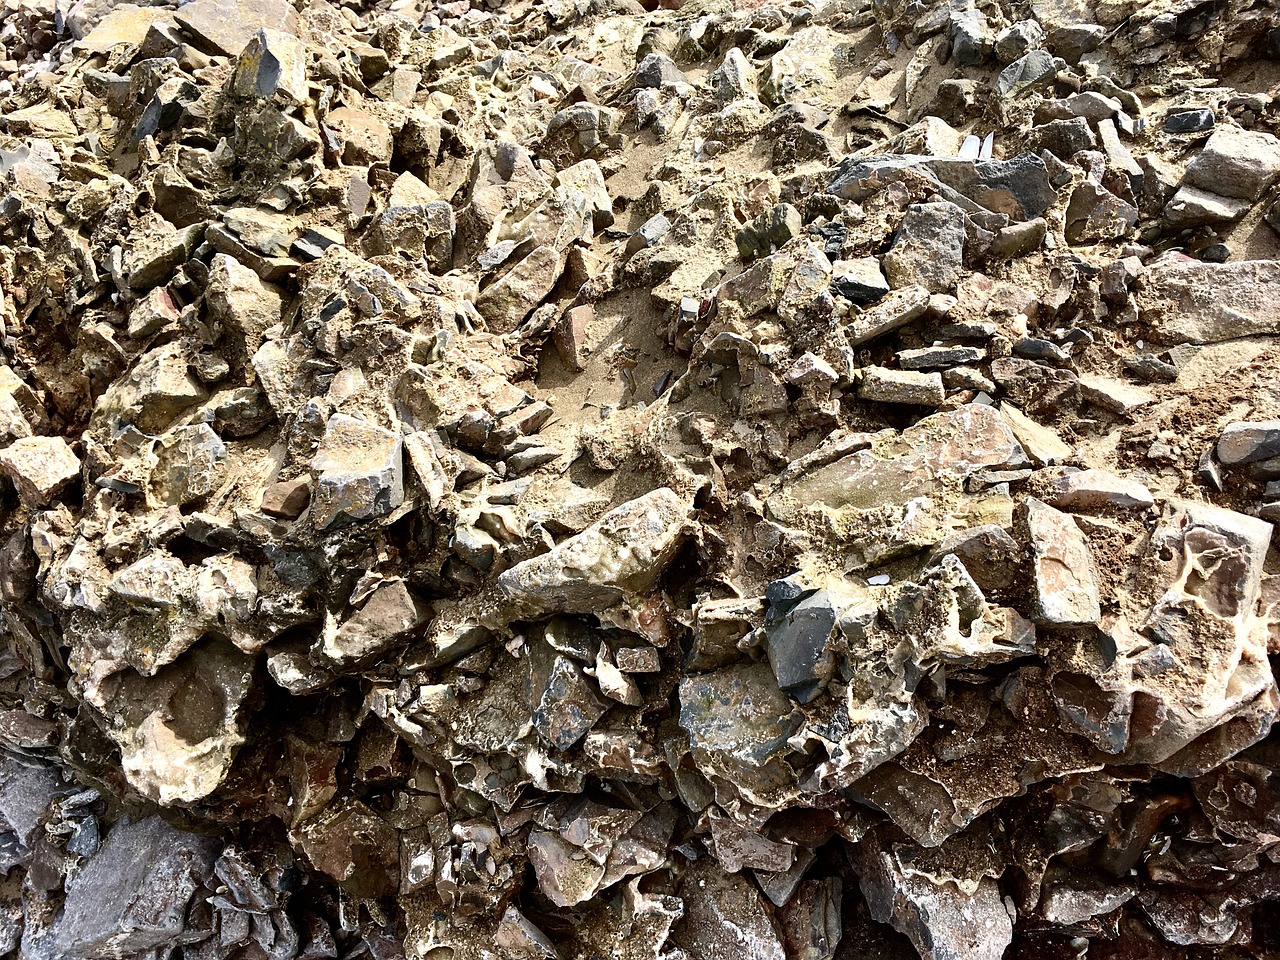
[1,0,1280,958]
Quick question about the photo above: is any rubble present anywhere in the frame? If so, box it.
[2,0,1280,957]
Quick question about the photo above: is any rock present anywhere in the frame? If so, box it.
[477,245,562,333]
[854,834,1013,960]
[1163,184,1252,228]
[56,817,217,958]
[951,9,994,65]
[294,799,399,898]
[737,203,802,262]
[0,436,79,507]
[636,53,683,88]
[325,107,393,165]
[231,28,307,103]
[857,367,945,406]
[764,587,838,703]
[997,49,1061,98]
[626,213,671,258]
[673,859,786,960]
[882,202,967,294]
[1218,421,1280,465]
[261,476,311,518]
[1046,468,1154,510]
[846,285,931,347]
[542,103,623,165]
[712,47,757,102]
[1183,125,1280,201]
[996,21,1045,63]
[1137,258,1280,345]
[830,257,890,305]
[1024,497,1101,625]
[206,253,284,358]
[310,415,404,529]
[174,0,299,56]
[499,488,691,615]
[320,581,427,665]
[1165,107,1216,133]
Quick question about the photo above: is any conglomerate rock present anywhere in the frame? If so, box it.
[2,0,1280,957]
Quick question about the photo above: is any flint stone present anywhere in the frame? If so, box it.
[776,403,1025,514]
[1136,259,1280,345]
[477,245,562,333]
[294,800,399,898]
[712,47,757,102]
[174,0,299,57]
[1183,125,1280,202]
[531,651,607,750]
[232,28,307,103]
[930,154,1056,220]
[1165,108,1215,133]
[261,476,311,518]
[765,589,837,703]
[57,817,217,960]
[855,839,1013,960]
[206,254,284,358]
[950,9,994,65]
[321,581,427,665]
[897,346,985,370]
[997,49,1060,98]
[883,202,966,294]
[636,53,683,87]
[499,488,690,614]
[0,436,80,507]
[310,415,404,529]
[1024,497,1101,625]
[831,257,889,304]
[679,662,800,781]
[1217,421,1280,465]
[672,854,786,960]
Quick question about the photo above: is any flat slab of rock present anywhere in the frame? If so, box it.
[1137,259,1280,345]
[1046,468,1154,510]
[1024,497,1101,625]
[175,0,300,56]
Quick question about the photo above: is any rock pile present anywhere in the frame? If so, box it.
[1,0,1280,956]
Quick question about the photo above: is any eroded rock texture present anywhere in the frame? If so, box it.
[1,0,1280,957]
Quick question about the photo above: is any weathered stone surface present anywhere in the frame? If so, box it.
[883,202,967,294]
[1024,497,1101,626]
[174,0,300,56]
[0,436,79,507]
[1183,125,1280,202]
[1137,258,1280,345]
[56,817,217,959]
[499,488,690,615]
[310,415,404,529]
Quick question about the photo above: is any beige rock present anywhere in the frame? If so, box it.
[0,437,80,507]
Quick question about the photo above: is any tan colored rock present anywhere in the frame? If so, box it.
[0,436,80,507]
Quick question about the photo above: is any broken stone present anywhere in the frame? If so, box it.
[310,414,405,529]
[0,436,79,507]
[1024,497,1102,626]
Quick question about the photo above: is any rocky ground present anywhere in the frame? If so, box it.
[1,0,1280,957]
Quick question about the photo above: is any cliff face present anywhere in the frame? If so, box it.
[1,0,1280,957]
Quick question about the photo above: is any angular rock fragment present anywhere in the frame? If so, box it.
[0,436,79,507]
[499,488,690,615]
[310,415,404,529]
[1024,497,1101,626]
